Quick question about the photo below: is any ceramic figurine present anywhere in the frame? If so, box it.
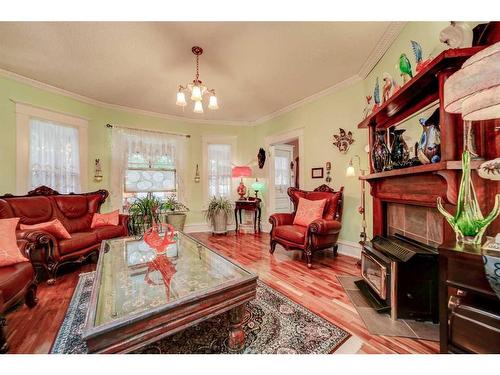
[479,158,500,181]
[439,21,473,49]
[411,40,432,73]
[390,129,410,168]
[399,53,413,84]
[372,77,381,112]
[392,77,401,95]
[417,109,441,164]
[382,72,393,102]
[371,130,391,172]
[362,95,373,119]
[144,223,176,255]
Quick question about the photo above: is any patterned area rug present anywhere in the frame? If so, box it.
[51,272,350,354]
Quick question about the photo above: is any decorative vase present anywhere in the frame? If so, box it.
[371,130,390,172]
[437,150,500,245]
[417,109,441,164]
[237,180,247,199]
[390,129,410,168]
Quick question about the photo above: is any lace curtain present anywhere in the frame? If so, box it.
[29,118,80,193]
[207,144,232,198]
[110,127,187,211]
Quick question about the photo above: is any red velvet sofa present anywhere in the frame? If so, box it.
[0,186,128,283]
[269,184,343,268]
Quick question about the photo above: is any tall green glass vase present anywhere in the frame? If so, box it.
[437,150,500,245]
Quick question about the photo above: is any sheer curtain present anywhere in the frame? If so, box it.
[29,118,80,193]
[207,144,232,198]
[110,127,187,211]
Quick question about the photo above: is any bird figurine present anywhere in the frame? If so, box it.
[439,22,473,49]
[362,95,373,119]
[399,53,413,84]
[372,77,380,112]
[392,77,401,95]
[411,40,432,73]
[382,72,393,103]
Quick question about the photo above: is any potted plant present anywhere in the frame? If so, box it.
[164,196,189,231]
[128,194,164,236]
[204,196,233,235]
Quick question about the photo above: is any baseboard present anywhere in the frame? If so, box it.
[183,223,236,233]
[336,240,362,259]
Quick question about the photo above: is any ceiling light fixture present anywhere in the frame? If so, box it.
[176,46,219,114]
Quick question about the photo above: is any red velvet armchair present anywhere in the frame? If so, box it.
[269,184,343,268]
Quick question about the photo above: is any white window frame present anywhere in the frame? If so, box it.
[15,102,88,194]
[202,135,237,206]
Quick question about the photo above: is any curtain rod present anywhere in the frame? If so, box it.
[105,123,190,138]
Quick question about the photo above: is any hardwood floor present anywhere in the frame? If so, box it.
[4,232,439,354]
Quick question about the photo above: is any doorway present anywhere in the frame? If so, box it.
[265,128,304,218]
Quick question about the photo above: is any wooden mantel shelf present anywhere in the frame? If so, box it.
[359,159,483,181]
[357,46,485,130]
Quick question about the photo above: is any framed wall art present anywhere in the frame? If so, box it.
[311,167,324,179]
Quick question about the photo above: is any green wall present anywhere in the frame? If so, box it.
[0,76,255,224]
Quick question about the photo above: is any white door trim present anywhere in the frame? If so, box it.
[264,127,304,220]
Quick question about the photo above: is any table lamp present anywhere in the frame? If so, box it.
[232,166,252,199]
[346,155,367,244]
[251,179,265,199]
[438,41,500,245]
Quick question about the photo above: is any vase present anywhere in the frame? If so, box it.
[371,130,390,172]
[211,210,228,234]
[437,150,500,245]
[166,212,187,231]
[390,129,410,168]
[417,109,441,164]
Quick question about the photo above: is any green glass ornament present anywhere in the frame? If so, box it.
[437,150,500,245]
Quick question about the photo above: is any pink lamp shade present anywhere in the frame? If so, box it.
[232,166,252,178]
[444,42,500,120]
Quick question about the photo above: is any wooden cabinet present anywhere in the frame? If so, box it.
[438,243,500,353]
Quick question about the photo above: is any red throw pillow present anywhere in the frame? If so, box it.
[0,218,29,266]
[21,219,72,239]
[91,210,119,228]
[293,198,327,227]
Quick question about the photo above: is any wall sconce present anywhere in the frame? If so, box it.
[325,162,332,183]
[194,164,201,183]
[94,159,103,182]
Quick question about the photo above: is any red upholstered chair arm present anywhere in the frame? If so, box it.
[308,219,342,235]
[269,213,294,227]
[119,214,130,235]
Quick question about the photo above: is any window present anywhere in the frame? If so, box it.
[29,118,81,194]
[207,144,232,198]
[109,127,187,212]
[123,150,178,209]
[16,103,88,194]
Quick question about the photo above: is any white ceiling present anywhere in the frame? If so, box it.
[0,22,403,124]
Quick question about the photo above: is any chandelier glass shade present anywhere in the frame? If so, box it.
[176,46,219,114]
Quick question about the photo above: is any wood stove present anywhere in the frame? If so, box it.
[359,234,439,322]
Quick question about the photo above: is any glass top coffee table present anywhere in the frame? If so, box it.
[83,232,257,353]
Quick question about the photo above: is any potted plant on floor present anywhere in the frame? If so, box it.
[204,196,233,235]
[128,194,164,236]
[164,196,189,231]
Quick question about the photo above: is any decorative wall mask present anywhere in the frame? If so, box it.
[332,128,354,154]
[257,148,266,169]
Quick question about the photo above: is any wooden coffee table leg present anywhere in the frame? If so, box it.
[228,303,246,351]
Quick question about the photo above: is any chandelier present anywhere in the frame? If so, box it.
[175,46,218,114]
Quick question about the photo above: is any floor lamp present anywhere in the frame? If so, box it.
[346,155,367,245]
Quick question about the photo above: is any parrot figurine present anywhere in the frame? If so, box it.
[399,53,413,84]
[372,77,380,112]
[362,95,373,119]
[392,77,401,95]
[411,40,432,73]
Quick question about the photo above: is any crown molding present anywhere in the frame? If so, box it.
[357,21,407,79]
[0,68,253,127]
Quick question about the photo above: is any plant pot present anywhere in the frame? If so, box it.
[211,210,228,234]
[166,212,187,231]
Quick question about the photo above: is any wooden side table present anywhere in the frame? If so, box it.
[234,198,261,234]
